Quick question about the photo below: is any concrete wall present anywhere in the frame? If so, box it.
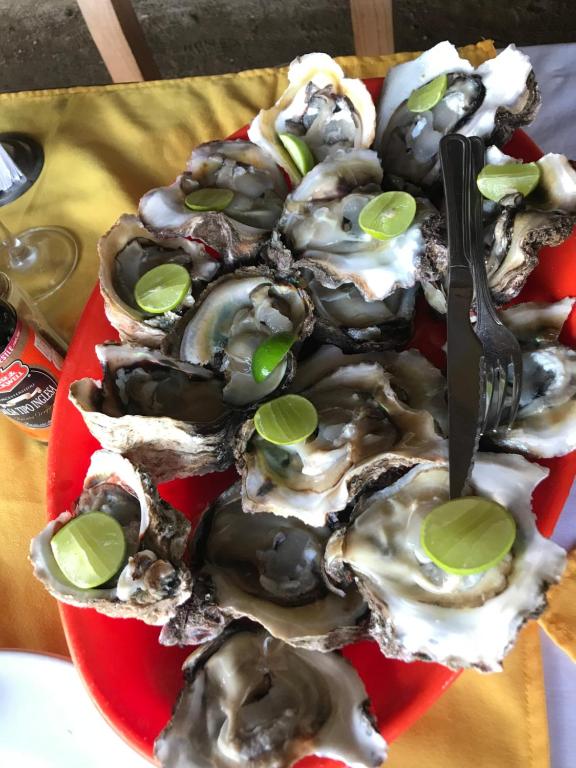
[0,0,573,93]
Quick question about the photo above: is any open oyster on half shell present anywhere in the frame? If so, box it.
[99,214,220,348]
[30,450,192,625]
[139,140,287,265]
[326,453,566,672]
[236,352,446,527]
[248,52,376,184]
[278,148,444,302]
[70,343,240,482]
[163,267,315,407]
[375,42,539,190]
[155,622,387,768]
[490,298,576,457]
[160,483,368,651]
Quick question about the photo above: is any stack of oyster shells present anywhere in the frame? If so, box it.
[31,43,576,768]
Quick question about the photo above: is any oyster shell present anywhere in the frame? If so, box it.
[99,214,219,348]
[139,140,287,264]
[30,450,192,625]
[248,52,376,184]
[70,343,240,482]
[325,453,566,672]
[160,483,368,650]
[163,267,315,407]
[375,42,540,189]
[490,298,576,457]
[236,355,446,527]
[278,148,444,302]
[155,622,387,768]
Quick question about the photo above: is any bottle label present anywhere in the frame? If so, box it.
[0,318,61,434]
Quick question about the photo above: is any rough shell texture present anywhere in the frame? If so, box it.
[98,214,218,348]
[69,344,240,483]
[326,454,566,672]
[139,140,287,265]
[160,483,368,651]
[30,450,192,625]
[155,622,387,768]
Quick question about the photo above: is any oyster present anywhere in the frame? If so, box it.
[160,483,368,650]
[248,52,376,184]
[278,148,444,301]
[375,42,539,189]
[490,298,576,457]
[70,343,240,482]
[236,354,446,527]
[325,453,566,672]
[155,622,387,768]
[163,268,315,407]
[139,140,287,264]
[30,450,192,625]
[99,214,219,348]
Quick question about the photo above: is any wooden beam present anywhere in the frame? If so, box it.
[76,0,160,83]
[350,0,395,56]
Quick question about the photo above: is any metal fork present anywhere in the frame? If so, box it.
[466,136,523,431]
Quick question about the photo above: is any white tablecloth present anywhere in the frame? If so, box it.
[521,42,576,768]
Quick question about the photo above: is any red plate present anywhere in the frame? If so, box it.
[47,79,576,766]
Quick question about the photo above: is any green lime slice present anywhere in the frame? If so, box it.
[184,187,235,212]
[477,162,541,203]
[420,496,517,576]
[407,74,448,112]
[278,133,316,176]
[50,511,127,589]
[254,394,318,445]
[252,333,296,383]
[358,191,417,240]
[134,263,191,315]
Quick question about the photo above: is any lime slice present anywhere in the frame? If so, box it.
[421,496,517,576]
[254,394,318,445]
[477,162,541,202]
[184,187,234,212]
[252,333,296,383]
[358,191,417,240]
[278,133,316,176]
[134,263,191,315]
[50,512,127,589]
[407,74,448,112]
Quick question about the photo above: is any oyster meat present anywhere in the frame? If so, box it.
[70,343,240,482]
[491,298,576,457]
[99,214,219,348]
[163,268,315,406]
[155,623,387,768]
[278,148,444,302]
[236,354,446,527]
[249,52,376,183]
[375,42,539,189]
[160,483,368,651]
[140,140,287,264]
[326,453,566,671]
[30,450,192,625]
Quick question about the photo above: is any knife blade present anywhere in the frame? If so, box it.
[439,134,485,500]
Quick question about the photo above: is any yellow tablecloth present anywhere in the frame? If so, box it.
[0,40,572,768]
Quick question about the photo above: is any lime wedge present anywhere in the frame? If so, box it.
[51,512,127,589]
[407,74,448,112]
[254,394,318,445]
[477,162,541,203]
[252,333,296,383]
[358,191,417,240]
[420,496,517,576]
[184,187,234,212]
[134,263,191,315]
[278,133,316,176]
